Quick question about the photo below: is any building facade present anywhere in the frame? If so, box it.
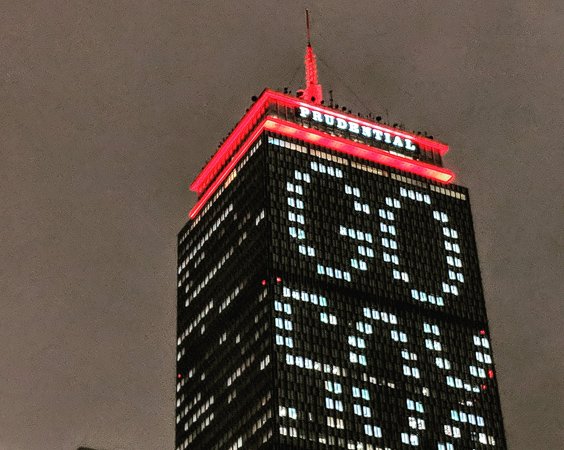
[176,38,506,450]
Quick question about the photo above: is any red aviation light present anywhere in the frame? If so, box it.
[177,374,182,379]
[480,329,486,336]
[276,277,282,283]
[261,279,267,286]
[488,369,495,379]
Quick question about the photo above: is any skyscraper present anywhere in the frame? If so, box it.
[176,16,506,450]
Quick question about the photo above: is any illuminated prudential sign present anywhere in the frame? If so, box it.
[298,106,418,152]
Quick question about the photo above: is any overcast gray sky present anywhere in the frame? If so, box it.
[1,1,562,449]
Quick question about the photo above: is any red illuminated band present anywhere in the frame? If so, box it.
[189,117,454,219]
[264,117,454,183]
[190,90,449,195]
[190,94,271,194]
[189,120,268,219]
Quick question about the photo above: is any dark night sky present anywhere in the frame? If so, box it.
[1,1,562,449]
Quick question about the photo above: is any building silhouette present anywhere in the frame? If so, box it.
[176,15,506,450]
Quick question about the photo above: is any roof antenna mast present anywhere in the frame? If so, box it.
[306,8,312,45]
[298,9,323,104]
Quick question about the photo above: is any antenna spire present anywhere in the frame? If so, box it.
[306,9,311,45]
[299,9,323,104]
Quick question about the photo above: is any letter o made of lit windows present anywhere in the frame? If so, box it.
[377,187,465,307]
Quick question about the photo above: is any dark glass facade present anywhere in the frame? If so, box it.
[176,97,506,450]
